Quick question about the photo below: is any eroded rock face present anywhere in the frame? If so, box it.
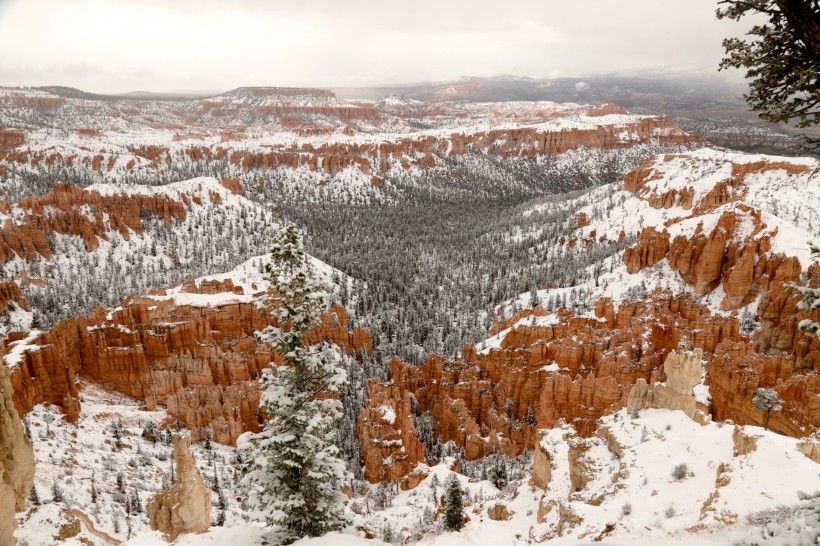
[0,471,15,545]
[2,104,696,181]
[797,437,820,463]
[147,434,211,540]
[0,364,34,512]
[359,290,748,483]
[357,378,426,485]
[0,184,189,263]
[4,279,370,445]
[531,430,552,490]
[732,426,758,457]
[627,350,705,418]
[0,281,30,316]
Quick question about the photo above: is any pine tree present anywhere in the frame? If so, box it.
[789,244,820,335]
[51,481,64,503]
[131,490,142,514]
[753,388,784,430]
[717,1,820,131]
[28,485,40,506]
[239,223,351,542]
[490,452,509,490]
[443,475,465,532]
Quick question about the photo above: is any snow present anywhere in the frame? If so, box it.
[379,405,397,425]
[2,329,40,369]
[487,145,820,349]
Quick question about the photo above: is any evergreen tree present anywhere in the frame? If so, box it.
[753,388,784,430]
[51,482,64,503]
[90,475,97,504]
[443,475,465,532]
[717,1,820,131]
[789,244,820,335]
[28,485,40,506]
[131,490,142,514]
[490,452,509,490]
[239,223,351,542]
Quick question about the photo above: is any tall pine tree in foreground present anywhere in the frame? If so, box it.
[239,223,351,543]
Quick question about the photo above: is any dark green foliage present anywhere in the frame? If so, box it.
[444,475,465,532]
[718,1,820,130]
[51,482,64,503]
[28,485,40,506]
[490,453,509,490]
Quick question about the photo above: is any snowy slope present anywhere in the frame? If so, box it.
[21,396,816,545]
[488,146,820,333]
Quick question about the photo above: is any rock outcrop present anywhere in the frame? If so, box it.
[0,364,34,512]
[627,349,705,418]
[531,430,552,490]
[0,362,35,545]
[0,471,15,546]
[359,289,749,484]
[147,434,211,540]
[0,184,189,263]
[1,94,697,183]
[0,281,30,316]
[5,278,370,445]
[357,379,426,485]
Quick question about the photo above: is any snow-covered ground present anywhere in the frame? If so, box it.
[486,146,820,342]
[17,386,819,546]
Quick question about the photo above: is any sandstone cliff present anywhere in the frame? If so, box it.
[4,277,370,445]
[357,150,820,486]
[0,362,35,545]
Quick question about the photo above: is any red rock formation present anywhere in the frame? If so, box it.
[0,184,190,262]
[0,281,30,315]
[616,155,820,438]
[0,128,24,151]
[4,279,371,446]
[358,378,426,485]
[360,284,818,483]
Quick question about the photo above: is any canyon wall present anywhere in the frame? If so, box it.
[357,152,820,485]
[3,279,370,445]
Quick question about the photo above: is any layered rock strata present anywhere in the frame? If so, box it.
[3,279,370,445]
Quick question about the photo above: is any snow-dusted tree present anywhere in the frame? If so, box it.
[239,223,351,543]
[753,388,783,430]
[489,442,509,490]
[789,244,820,336]
[443,474,465,532]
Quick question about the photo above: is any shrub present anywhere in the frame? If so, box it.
[621,503,632,517]
[672,463,688,481]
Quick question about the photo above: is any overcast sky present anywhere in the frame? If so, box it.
[0,0,752,93]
